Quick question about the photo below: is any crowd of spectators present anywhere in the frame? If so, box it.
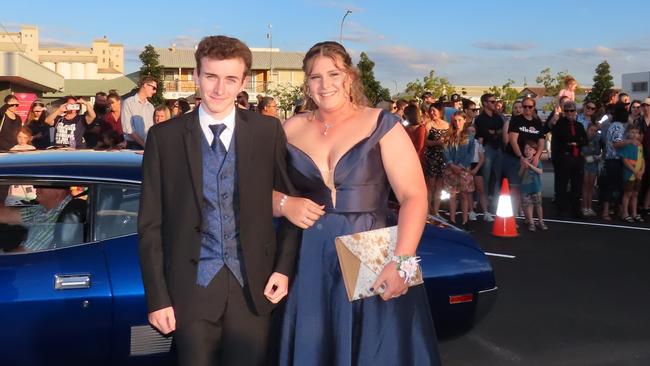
[390,79,650,230]
[3,74,649,229]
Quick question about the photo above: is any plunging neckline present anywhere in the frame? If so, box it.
[286,110,384,185]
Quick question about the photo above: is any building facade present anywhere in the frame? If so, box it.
[0,25,124,80]
[156,46,304,101]
[622,72,650,101]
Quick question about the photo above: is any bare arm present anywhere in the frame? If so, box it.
[534,137,545,165]
[381,123,427,257]
[78,98,96,124]
[372,121,428,301]
[527,161,543,175]
[44,105,66,126]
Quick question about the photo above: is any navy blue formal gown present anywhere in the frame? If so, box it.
[277,111,441,365]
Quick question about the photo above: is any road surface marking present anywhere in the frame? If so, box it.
[523,217,650,231]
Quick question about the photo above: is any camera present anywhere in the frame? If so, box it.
[66,103,81,111]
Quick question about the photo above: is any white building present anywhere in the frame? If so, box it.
[0,25,124,81]
[622,72,650,101]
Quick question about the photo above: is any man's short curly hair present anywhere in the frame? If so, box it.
[194,35,252,77]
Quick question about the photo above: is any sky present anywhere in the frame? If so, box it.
[4,0,650,94]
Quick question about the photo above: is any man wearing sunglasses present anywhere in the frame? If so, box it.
[0,95,23,151]
[121,76,157,149]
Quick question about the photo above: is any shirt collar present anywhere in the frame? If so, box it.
[198,103,236,131]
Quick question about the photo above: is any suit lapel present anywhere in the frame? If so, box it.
[235,108,253,187]
[183,110,204,213]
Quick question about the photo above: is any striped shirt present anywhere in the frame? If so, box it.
[20,195,72,251]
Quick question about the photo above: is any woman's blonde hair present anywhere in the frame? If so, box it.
[301,41,369,111]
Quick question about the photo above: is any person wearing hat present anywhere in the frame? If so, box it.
[637,97,650,215]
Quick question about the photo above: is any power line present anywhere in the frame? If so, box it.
[0,21,25,53]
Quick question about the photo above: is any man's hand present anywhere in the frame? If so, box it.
[264,272,289,304]
[148,306,176,335]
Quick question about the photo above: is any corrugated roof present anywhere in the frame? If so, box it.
[39,54,98,63]
[156,47,304,70]
[251,51,303,70]
[43,73,139,98]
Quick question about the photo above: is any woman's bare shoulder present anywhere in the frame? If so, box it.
[283,112,312,138]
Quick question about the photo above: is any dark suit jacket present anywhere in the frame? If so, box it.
[138,108,301,319]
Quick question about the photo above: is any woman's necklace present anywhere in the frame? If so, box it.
[314,111,344,136]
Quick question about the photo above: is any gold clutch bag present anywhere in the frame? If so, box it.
[335,226,423,301]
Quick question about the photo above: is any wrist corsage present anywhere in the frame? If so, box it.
[391,255,421,284]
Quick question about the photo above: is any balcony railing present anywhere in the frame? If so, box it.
[163,80,197,93]
[244,80,270,95]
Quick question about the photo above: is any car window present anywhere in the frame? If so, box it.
[0,184,89,254]
[94,185,140,240]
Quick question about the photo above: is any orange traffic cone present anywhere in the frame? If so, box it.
[492,178,518,238]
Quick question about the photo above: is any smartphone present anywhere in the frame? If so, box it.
[66,103,80,111]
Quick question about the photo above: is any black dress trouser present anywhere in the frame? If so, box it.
[556,154,584,216]
[173,269,270,366]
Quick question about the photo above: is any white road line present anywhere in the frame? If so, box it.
[519,217,650,231]
[484,252,516,259]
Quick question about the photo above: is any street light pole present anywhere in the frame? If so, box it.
[267,24,273,93]
[339,10,352,44]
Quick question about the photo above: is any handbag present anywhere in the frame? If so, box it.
[335,226,423,301]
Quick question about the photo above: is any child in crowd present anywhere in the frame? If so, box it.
[558,75,578,102]
[519,141,547,230]
[581,123,601,217]
[443,112,475,229]
[467,124,493,222]
[618,125,645,222]
[10,127,36,151]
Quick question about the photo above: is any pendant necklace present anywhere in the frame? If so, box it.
[315,112,342,136]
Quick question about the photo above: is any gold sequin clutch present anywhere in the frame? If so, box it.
[335,226,424,301]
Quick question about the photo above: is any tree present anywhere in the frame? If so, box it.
[268,83,303,119]
[485,79,519,113]
[587,60,614,106]
[535,68,569,97]
[404,69,455,100]
[139,44,165,105]
[357,52,391,105]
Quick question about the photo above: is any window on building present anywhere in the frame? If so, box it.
[632,82,648,93]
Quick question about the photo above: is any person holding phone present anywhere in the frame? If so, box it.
[44,95,96,148]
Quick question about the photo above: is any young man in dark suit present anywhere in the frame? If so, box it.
[138,35,301,366]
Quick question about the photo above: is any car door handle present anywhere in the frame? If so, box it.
[55,274,91,290]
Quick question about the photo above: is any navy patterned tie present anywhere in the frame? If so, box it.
[208,124,227,153]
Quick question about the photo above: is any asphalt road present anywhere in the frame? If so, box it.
[438,175,650,366]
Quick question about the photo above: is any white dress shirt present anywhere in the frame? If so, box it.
[198,104,236,151]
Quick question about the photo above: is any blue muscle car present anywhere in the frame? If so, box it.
[0,150,496,365]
